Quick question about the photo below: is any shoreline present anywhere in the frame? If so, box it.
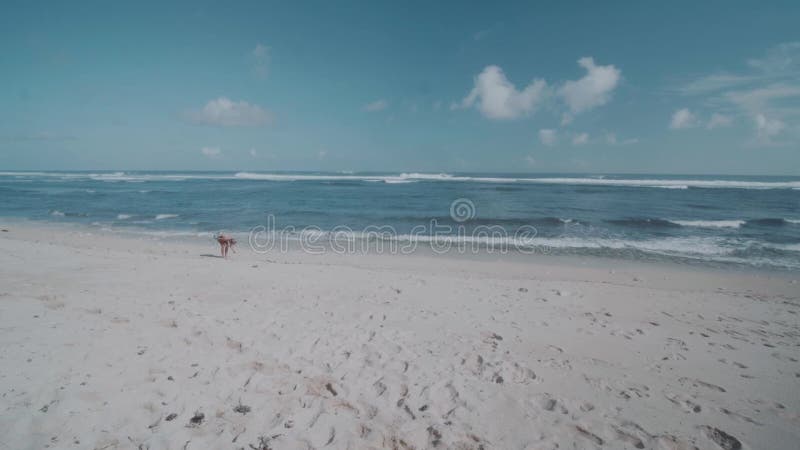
[2,218,799,279]
[1,222,798,448]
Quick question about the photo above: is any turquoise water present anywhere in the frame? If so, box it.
[1,171,799,270]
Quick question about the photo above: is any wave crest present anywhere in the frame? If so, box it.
[670,220,744,228]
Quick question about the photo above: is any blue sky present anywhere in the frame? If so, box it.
[1,1,799,174]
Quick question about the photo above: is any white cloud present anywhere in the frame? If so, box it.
[317,149,328,160]
[363,99,389,112]
[524,155,537,166]
[456,65,548,120]
[249,148,258,157]
[670,108,731,131]
[432,100,442,111]
[725,84,800,145]
[187,97,272,127]
[755,113,785,143]
[559,57,621,114]
[670,108,696,129]
[201,147,221,158]
[539,129,557,146]
[707,113,733,129]
[572,132,589,145]
[677,43,800,145]
[251,44,270,78]
[747,42,800,73]
[676,74,756,95]
[725,84,800,115]
[679,43,800,95]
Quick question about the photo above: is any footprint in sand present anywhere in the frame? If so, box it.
[583,375,650,400]
[480,331,503,349]
[533,393,568,414]
[663,390,702,413]
[612,420,653,448]
[719,407,762,425]
[678,377,726,393]
[462,354,537,385]
[699,426,743,450]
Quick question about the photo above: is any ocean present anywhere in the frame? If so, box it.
[1,171,799,270]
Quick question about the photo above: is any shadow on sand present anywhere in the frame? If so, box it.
[200,254,223,258]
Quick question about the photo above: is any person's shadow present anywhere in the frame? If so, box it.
[200,254,223,258]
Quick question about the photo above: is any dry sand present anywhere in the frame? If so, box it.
[0,223,798,449]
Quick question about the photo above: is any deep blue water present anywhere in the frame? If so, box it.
[1,171,799,270]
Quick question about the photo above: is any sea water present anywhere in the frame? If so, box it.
[1,171,799,270]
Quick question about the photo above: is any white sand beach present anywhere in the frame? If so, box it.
[1,223,798,450]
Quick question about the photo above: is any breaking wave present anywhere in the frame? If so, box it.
[4,171,798,190]
[670,220,745,228]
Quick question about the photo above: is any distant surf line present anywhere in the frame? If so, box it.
[2,171,799,189]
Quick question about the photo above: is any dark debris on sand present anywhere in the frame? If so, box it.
[701,426,742,450]
[188,412,204,426]
[325,382,338,396]
[249,434,281,450]
[234,403,251,415]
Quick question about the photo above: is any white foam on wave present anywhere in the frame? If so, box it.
[276,230,544,250]
[117,214,132,220]
[671,220,745,228]
[3,171,799,189]
[786,219,800,225]
[50,210,65,217]
[234,172,451,183]
[91,172,126,178]
[155,214,178,220]
[384,179,417,184]
[274,230,730,257]
[234,172,363,181]
[134,230,213,238]
[0,171,68,177]
[84,172,192,183]
[231,172,800,189]
[0,171,198,183]
[529,236,732,256]
[519,177,800,189]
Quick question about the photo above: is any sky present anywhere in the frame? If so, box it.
[1,1,799,175]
